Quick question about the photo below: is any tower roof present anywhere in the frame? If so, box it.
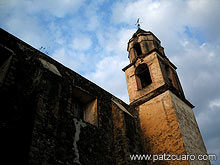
[131,28,161,44]
[132,28,148,37]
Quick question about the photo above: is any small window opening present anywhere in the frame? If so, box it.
[133,43,142,56]
[83,99,97,127]
[135,64,152,89]
[72,87,98,127]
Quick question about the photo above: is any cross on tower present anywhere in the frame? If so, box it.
[135,18,142,29]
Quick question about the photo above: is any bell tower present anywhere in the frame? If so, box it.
[123,28,210,164]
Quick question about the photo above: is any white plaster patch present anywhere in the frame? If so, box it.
[39,58,62,77]
[73,118,87,165]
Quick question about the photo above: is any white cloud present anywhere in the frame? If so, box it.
[52,47,88,73]
[2,13,50,50]
[13,0,84,18]
[85,28,135,103]
[1,0,220,163]
[52,48,75,68]
[71,35,92,51]
[209,98,220,109]
[86,15,99,31]
[86,55,129,103]
[96,28,135,55]
[186,0,220,40]
[111,0,220,44]
[83,2,101,31]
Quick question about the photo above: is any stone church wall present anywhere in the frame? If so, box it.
[0,28,144,165]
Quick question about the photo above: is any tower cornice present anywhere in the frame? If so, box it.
[130,83,194,108]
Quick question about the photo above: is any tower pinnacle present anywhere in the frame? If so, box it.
[135,18,142,29]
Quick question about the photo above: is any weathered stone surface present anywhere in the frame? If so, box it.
[0,28,145,165]
[137,91,210,165]
[170,92,210,165]
[138,91,188,164]
[124,28,210,165]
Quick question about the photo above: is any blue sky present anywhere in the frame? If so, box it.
[0,0,220,164]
